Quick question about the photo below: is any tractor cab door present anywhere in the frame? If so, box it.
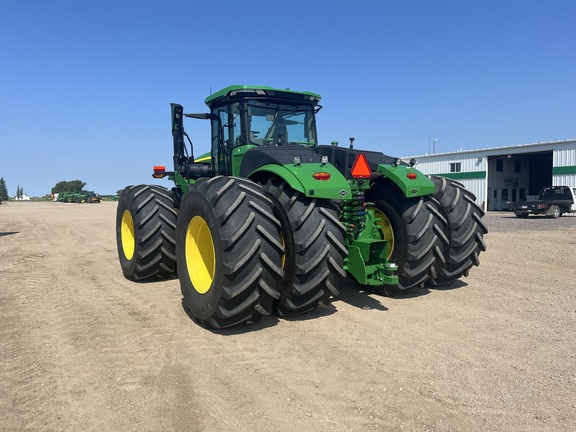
[210,103,243,176]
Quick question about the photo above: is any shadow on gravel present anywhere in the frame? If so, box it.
[0,231,19,237]
[129,273,180,283]
[501,215,550,219]
[181,299,283,335]
[335,278,433,309]
[280,303,339,322]
[383,286,431,299]
[335,284,390,311]
[427,279,468,291]
[182,278,471,333]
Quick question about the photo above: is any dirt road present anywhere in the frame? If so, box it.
[1,201,575,431]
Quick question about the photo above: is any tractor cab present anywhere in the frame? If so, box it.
[168,86,322,181]
[204,85,321,176]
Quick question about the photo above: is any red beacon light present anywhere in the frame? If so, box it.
[407,172,418,180]
[350,153,372,179]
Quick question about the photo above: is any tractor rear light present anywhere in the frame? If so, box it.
[153,165,166,178]
[407,172,417,180]
[350,153,371,179]
[313,172,331,181]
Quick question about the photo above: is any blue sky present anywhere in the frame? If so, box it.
[1,0,574,196]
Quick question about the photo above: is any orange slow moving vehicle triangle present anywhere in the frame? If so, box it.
[350,153,372,179]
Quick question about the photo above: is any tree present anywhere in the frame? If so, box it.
[16,185,23,200]
[0,177,8,201]
[52,180,87,194]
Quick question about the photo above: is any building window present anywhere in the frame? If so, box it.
[496,159,503,172]
[502,189,509,201]
[514,160,521,173]
[450,162,461,173]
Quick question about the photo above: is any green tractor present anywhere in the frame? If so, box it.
[116,85,487,329]
[84,190,102,203]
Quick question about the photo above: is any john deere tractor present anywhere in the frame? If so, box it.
[116,85,487,329]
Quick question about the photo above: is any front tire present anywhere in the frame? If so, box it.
[116,185,177,281]
[176,177,284,329]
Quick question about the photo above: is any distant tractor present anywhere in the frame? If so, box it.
[55,190,101,203]
[116,85,487,328]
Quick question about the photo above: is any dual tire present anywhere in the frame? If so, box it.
[116,185,177,281]
[176,177,284,329]
[176,176,348,325]
[366,178,448,293]
[366,176,487,293]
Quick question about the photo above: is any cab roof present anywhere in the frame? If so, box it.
[204,85,322,108]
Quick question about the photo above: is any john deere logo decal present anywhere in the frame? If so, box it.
[339,189,348,196]
[411,188,418,195]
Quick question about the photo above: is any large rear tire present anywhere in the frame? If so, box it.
[428,176,488,286]
[262,178,347,316]
[116,185,177,281]
[366,178,448,293]
[176,177,284,329]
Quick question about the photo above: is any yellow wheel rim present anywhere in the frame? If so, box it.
[121,210,135,260]
[370,207,395,259]
[185,216,215,294]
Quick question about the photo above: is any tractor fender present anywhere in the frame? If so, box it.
[248,163,352,199]
[375,164,435,197]
[314,145,434,198]
[240,145,352,199]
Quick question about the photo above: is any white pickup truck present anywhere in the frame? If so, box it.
[514,186,576,218]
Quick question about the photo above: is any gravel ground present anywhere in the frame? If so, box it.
[1,203,575,432]
[486,211,576,232]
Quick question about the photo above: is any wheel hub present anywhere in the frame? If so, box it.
[185,216,215,294]
[121,210,135,260]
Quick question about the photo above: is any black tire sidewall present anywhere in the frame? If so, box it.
[116,187,137,277]
[264,188,296,289]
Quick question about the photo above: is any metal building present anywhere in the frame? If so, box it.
[404,139,576,211]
